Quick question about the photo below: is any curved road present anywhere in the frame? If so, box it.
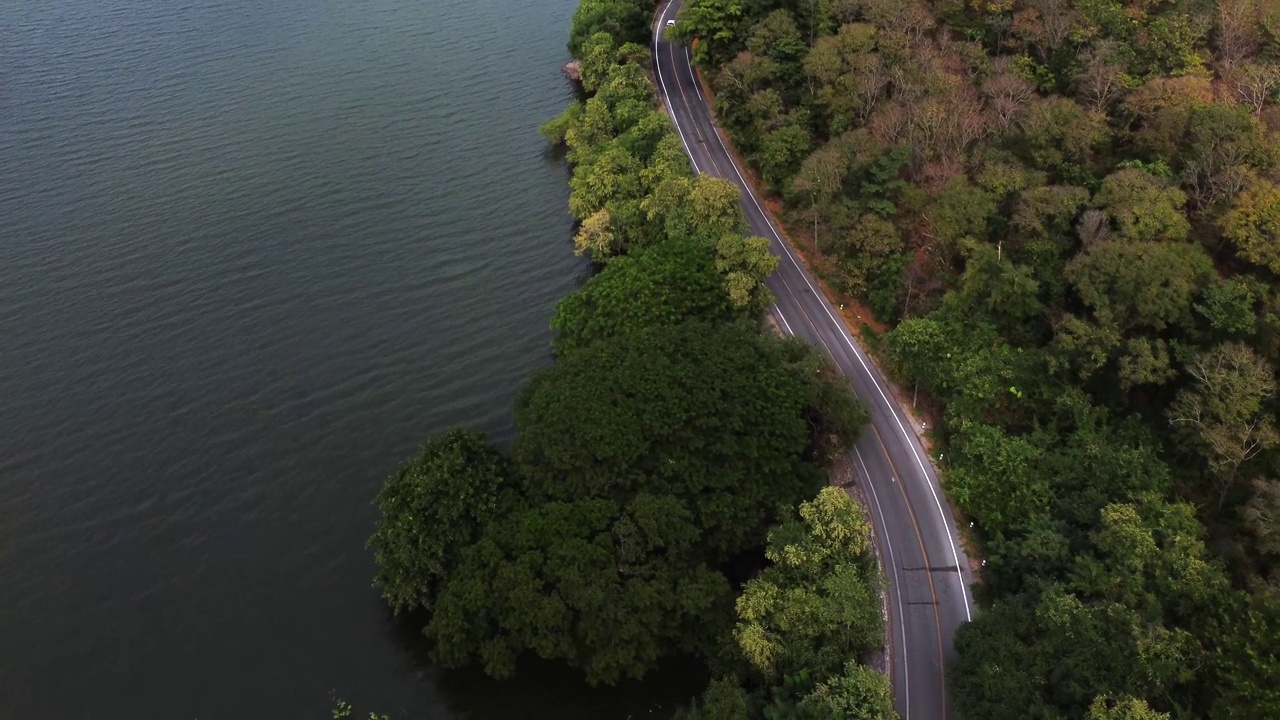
[651,4,974,719]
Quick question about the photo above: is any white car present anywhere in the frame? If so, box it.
[666,19,677,27]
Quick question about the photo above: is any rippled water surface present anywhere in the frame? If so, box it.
[0,1,701,716]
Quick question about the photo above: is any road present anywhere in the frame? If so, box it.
[650,4,974,719]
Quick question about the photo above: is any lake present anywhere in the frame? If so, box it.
[0,0,702,716]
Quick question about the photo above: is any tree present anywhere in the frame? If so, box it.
[678,0,747,65]
[331,699,390,720]
[905,94,988,167]
[551,241,736,355]
[1229,60,1280,113]
[795,662,897,720]
[1216,0,1266,72]
[669,175,748,245]
[1072,41,1134,111]
[766,337,871,465]
[1116,337,1177,390]
[805,23,883,134]
[540,100,583,146]
[1074,498,1222,619]
[573,207,617,258]
[746,10,806,76]
[951,588,1198,720]
[1135,14,1208,78]
[1013,97,1107,173]
[568,0,650,57]
[984,57,1037,130]
[1093,169,1190,244]
[1123,75,1214,128]
[1169,104,1271,211]
[716,233,779,310]
[1012,0,1078,61]
[758,121,814,191]
[568,144,645,222]
[368,430,509,614]
[832,213,902,298]
[714,52,781,148]
[884,313,1041,426]
[924,177,996,250]
[1195,278,1261,339]
[1221,178,1280,273]
[1037,400,1172,530]
[947,423,1050,534]
[676,677,754,720]
[578,31,619,93]
[734,487,882,683]
[1011,183,1090,257]
[514,322,832,557]
[1084,695,1169,720]
[790,144,848,252]
[1169,343,1280,503]
[426,494,733,684]
[1066,241,1215,334]
[1199,588,1280,718]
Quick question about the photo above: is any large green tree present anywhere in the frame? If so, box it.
[514,321,850,556]
[551,241,737,355]
[733,487,883,683]
[368,430,509,614]
[426,494,732,684]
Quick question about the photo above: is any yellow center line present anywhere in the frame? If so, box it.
[870,422,949,719]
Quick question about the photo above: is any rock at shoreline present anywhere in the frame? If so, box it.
[563,59,581,82]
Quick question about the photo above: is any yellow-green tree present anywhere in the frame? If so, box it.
[1221,178,1280,273]
[734,487,882,682]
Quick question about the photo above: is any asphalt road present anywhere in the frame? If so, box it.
[650,4,975,718]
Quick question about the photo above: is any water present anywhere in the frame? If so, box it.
[0,1,703,716]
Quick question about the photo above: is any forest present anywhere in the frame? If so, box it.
[666,0,1280,716]
[366,3,901,717]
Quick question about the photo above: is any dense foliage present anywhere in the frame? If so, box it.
[669,0,1280,715]
[369,3,887,713]
[677,488,894,720]
[367,429,509,615]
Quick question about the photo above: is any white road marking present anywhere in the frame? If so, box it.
[685,47,705,103]
[773,304,794,336]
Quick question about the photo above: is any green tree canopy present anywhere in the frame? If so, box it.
[425,494,733,684]
[1093,168,1190,244]
[677,0,747,65]
[1084,695,1170,720]
[715,233,778,310]
[951,587,1198,720]
[514,322,858,557]
[733,487,882,683]
[796,662,897,720]
[368,430,509,614]
[1221,178,1280,274]
[1169,342,1280,502]
[551,241,737,355]
[1066,240,1215,334]
[568,0,650,57]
